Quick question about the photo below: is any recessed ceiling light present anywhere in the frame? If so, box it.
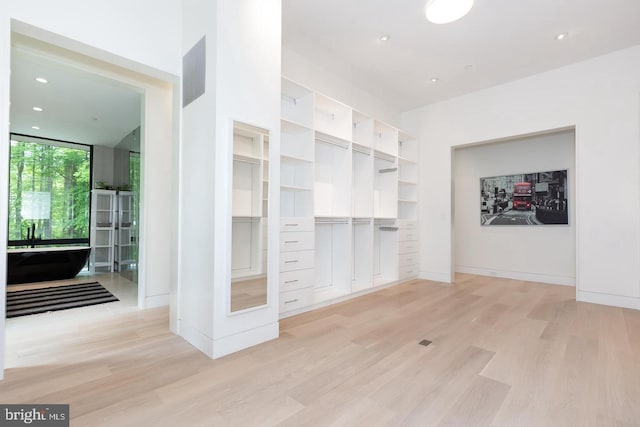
[426,0,474,24]
[33,107,43,112]
[31,126,40,130]
[379,34,390,42]
[35,77,48,84]
[430,77,439,83]
[555,32,569,41]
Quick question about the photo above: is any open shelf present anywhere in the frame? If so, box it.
[282,78,314,129]
[314,219,351,300]
[314,94,352,141]
[373,220,399,286]
[374,154,398,219]
[352,110,373,148]
[374,120,398,157]
[352,149,373,218]
[352,218,373,292]
[314,134,351,217]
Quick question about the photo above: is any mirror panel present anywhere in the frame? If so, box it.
[230,121,268,312]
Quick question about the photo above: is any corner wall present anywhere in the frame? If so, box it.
[402,44,640,309]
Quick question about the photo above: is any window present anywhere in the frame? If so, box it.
[8,134,91,246]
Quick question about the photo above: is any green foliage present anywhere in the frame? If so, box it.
[8,137,90,241]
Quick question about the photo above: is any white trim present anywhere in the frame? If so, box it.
[577,290,640,310]
[177,319,214,357]
[279,277,420,319]
[419,271,452,283]
[145,293,170,308]
[212,322,279,359]
[456,266,575,286]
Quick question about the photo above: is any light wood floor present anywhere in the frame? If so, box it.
[2,274,640,426]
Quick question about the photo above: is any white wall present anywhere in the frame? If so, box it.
[8,0,181,78]
[178,0,281,359]
[92,145,115,186]
[282,47,400,127]
[454,131,576,285]
[402,44,640,309]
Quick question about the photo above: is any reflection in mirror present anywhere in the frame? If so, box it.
[231,122,269,312]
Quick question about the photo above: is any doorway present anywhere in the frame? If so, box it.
[3,28,177,374]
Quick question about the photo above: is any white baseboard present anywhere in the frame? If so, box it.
[145,293,170,308]
[419,271,452,283]
[212,322,279,359]
[279,277,419,319]
[577,290,640,310]
[178,320,280,359]
[177,319,215,358]
[455,266,575,286]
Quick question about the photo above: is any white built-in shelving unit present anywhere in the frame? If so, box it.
[90,189,116,273]
[279,77,419,316]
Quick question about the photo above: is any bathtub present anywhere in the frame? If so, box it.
[7,246,91,285]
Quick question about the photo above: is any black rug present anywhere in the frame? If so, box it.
[6,282,119,318]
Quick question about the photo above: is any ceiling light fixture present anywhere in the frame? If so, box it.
[425,0,474,24]
[430,77,439,83]
[32,126,40,130]
[555,32,569,41]
[379,34,390,42]
[33,107,43,112]
[35,77,48,84]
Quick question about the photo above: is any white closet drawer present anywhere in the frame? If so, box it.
[280,250,314,272]
[280,268,315,292]
[280,217,314,232]
[280,287,313,313]
[399,253,418,267]
[398,240,419,254]
[398,228,418,242]
[280,231,314,252]
[398,219,417,229]
[399,264,419,280]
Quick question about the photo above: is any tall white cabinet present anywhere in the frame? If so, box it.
[115,191,138,272]
[279,78,419,316]
[90,189,116,273]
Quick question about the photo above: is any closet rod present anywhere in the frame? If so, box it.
[379,226,399,231]
[378,167,398,174]
[315,137,349,150]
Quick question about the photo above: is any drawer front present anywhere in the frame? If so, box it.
[398,219,417,230]
[398,240,419,254]
[399,253,418,267]
[280,217,314,232]
[280,268,315,292]
[399,264,419,280]
[280,287,313,313]
[280,231,314,252]
[279,250,314,272]
[398,228,418,242]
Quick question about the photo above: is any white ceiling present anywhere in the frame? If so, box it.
[282,0,640,111]
[10,47,141,147]
[9,1,640,144]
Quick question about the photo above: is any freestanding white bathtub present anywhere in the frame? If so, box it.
[7,246,91,285]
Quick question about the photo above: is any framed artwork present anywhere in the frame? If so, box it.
[480,169,568,226]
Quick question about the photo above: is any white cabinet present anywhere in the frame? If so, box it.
[114,191,137,272]
[279,78,419,316]
[90,189,116,273]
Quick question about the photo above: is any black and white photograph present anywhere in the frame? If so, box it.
[480,169,568,226]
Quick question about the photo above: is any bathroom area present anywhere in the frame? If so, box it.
[6,36,142,318]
